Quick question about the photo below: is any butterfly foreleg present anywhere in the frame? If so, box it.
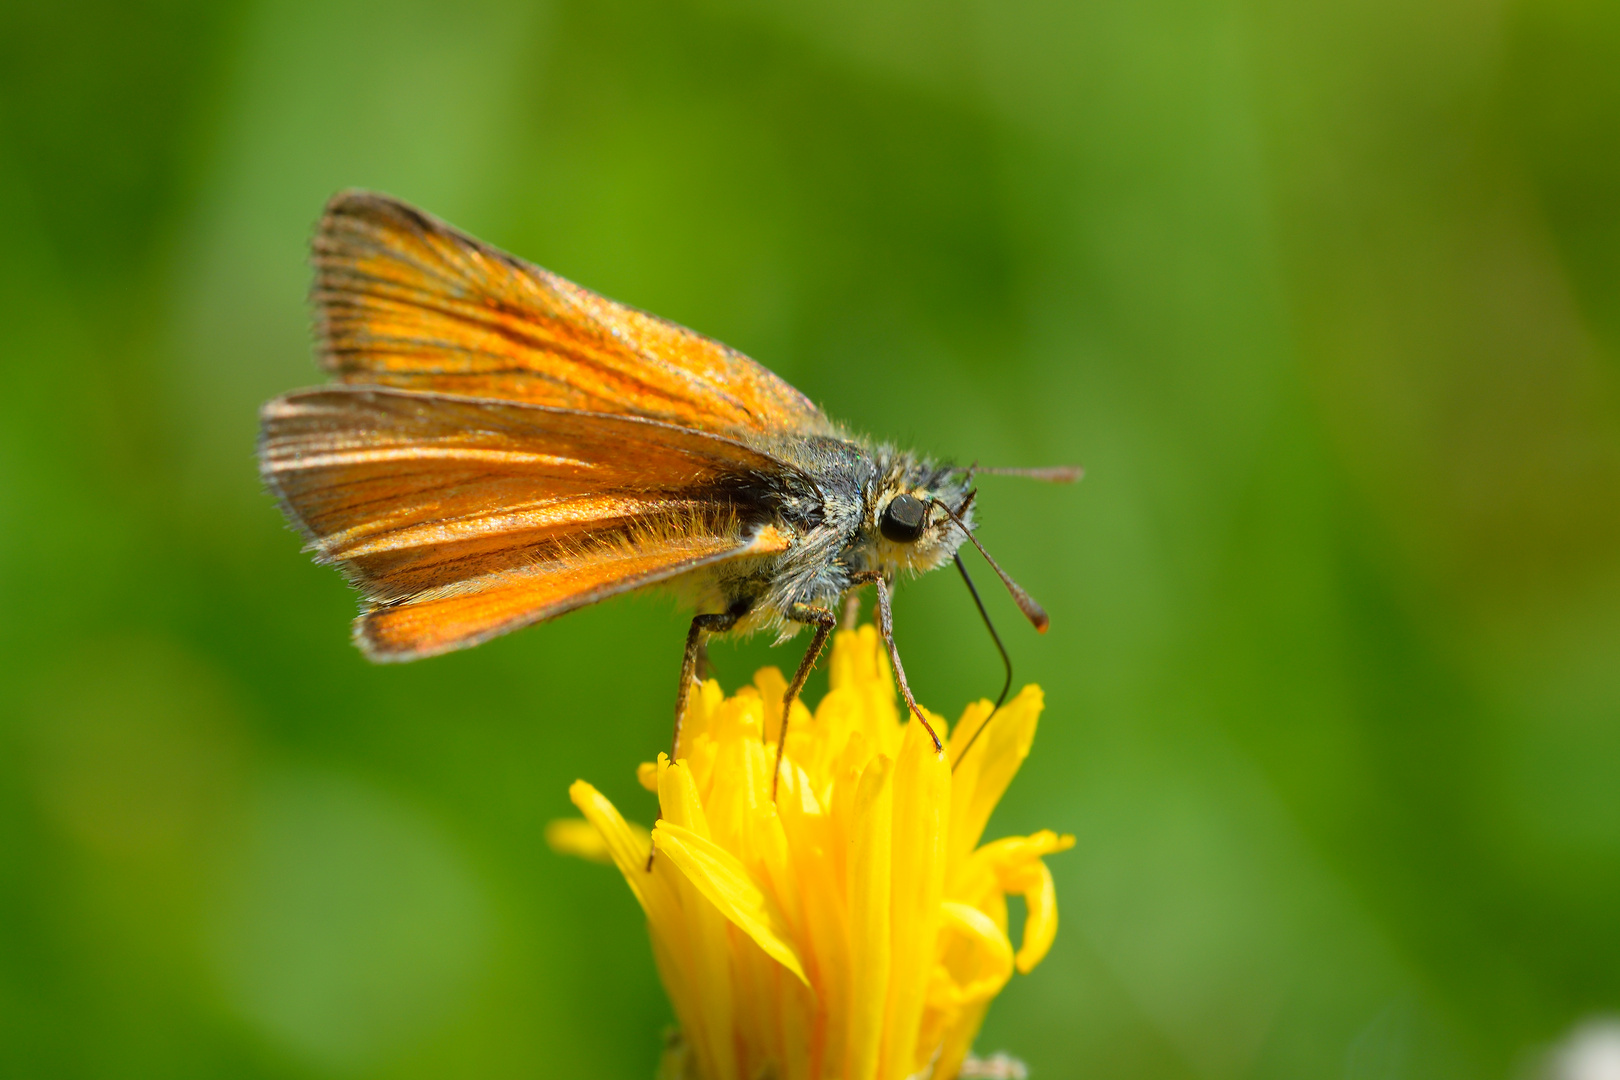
[770,603,838,800]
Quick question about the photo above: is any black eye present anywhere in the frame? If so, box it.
[880,493,928,542]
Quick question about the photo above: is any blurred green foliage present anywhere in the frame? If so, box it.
[2,0,1618,1077]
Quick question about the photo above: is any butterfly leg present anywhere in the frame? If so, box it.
[873,575,942,752]
[649,610,742,872]
[771,603,838,800]
[693,637,715,682]
[673,611,742,764]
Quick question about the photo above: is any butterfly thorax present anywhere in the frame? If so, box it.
[698,438,975,638]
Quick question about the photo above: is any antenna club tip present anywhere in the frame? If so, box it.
[977,465,1085,483]
[1014,594,1049,632]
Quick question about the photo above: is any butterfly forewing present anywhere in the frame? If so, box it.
[313,191,835,441]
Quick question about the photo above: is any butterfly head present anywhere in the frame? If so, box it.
[864,454,976,579]
[855,450,1052,635]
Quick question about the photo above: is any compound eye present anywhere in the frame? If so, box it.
[880,493,928,542]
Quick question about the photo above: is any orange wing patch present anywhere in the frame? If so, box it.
[260,386,796,660]
[357,524,787,661]
[313,191,836,441]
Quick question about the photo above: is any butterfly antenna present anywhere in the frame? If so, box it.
[931,497,1049,633]
[971,464,1084,483]
[951,553,1012,772]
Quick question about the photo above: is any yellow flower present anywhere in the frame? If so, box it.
[550,625,1073,1080]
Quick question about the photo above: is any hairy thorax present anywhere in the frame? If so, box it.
[672,437,975,639]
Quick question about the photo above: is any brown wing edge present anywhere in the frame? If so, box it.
[314,188,540,325]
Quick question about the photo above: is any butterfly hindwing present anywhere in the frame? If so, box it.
[259,386,794,660]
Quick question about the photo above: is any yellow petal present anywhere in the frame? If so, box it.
[711,685,763,743]
[561,799,701,1051]
[948,829,1073,976]
[828,730,874,884]
[950,830,1071,904]
[828,626,900,751]
[920,903,1013,1080]
[653,820,811,988]
[567,782,673,923]
[748,802,804,942]
[844,752,893,1080]
[657,754,711,834]
[883,714,950,1080]
[654,761,737,1080]
[756,666,788,695]
[943,700,994,771]
[753,665,788,744]
[637,761,659,792]
[937,901,1015,1004]
[1012,857,1059,974]
[811,688,862,789]
[774,971,816,1080]
[545,816,639,864]
[700,720,772,858]
[703,731,755,855]
[931,998,993,1080]
[685,733,720,804]
[648,929,711,1080]
[774,760,850,1070]
[946,685,1043,864]
[566,795,704,1073]
[728,921,784,1073]
[674,678,722,763]
[825,626,867,692]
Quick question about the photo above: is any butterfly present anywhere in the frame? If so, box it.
[258,191,1077,777]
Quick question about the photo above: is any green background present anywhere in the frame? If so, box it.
[3,0,1618,1076]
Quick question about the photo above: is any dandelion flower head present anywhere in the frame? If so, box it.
[549,624,1073,1080]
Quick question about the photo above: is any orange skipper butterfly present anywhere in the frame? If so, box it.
[258,192,1077,776]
